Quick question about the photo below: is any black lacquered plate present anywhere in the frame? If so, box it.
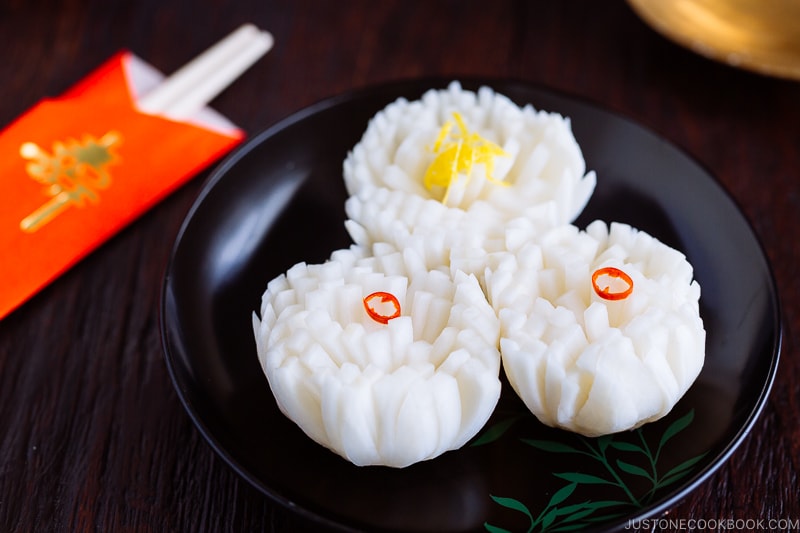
[160,80,781,532]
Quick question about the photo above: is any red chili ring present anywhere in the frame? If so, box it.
[363,291,401,324]
[591,267,634,301]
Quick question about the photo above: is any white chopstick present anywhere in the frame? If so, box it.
[138,23,273,119]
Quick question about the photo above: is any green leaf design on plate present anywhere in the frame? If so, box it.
[487,495,534,532]
[659,409,695,450]
[547,483,577,508]
[490,495,534,518]
[472,415,526,446]
[553,472,616,485]
[484,409,707,532]
[555,506,597,525]
[616,459,654,481]
[655,454,707,491]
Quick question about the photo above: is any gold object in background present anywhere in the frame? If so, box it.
[627,0,800,80]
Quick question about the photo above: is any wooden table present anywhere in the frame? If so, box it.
[1,1,797,531]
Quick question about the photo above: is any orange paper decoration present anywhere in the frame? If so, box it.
[0,52,244,319]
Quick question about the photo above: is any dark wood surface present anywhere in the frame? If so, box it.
[1,1,797,531]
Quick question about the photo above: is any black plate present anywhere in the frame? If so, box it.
[160,80,781,532]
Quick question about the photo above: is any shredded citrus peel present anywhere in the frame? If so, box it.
[591,266,634,301]
[363,291,402,324]
[423,112,509,204]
